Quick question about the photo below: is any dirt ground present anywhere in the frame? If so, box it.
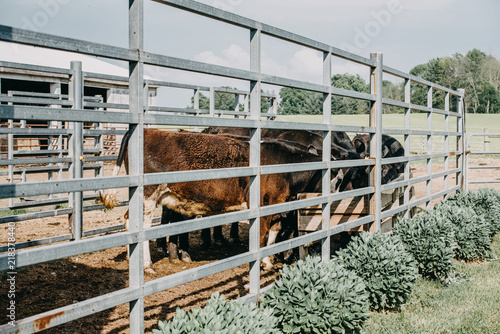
[1,158,499,333]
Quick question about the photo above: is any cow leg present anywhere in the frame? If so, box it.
[212,222,239,246]
[167,237,179,262]
[201,228,211,249]
[166,210,192,262]
[259,217,276,270]
[156,206,169,254]
[261,220,281,269]
[278,211,298,263]
[142,200,156,271]
[229,222,240,244]
[178,232,191,263]
[213,225,228,246]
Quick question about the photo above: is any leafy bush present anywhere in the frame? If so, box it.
[434,203,492,261]
[154,292,282,334]
[260,256,369,334]
[335,232,419,311]
[445,188,500,237]
[394,210,456,282]
[471,188,500,236]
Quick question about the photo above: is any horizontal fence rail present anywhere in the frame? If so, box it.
[0,1,465,333]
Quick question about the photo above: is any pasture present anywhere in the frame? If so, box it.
[365,233,500,333]
[278,113,500,150]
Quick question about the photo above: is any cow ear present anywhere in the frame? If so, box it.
[307,145,318,156]
[354,138,366,154]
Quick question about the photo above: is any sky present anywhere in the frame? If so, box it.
[0,0,499,106]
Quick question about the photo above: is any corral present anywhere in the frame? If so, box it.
[0,1,483,333]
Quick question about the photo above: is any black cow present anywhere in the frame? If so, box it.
[337,134,405,191]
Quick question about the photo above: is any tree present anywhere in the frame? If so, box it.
[278,87,322,115]
[478,82,500,114]
[410,49,500,114]
[189,87,269,114]
[331,74,370,115]
[382,80,404,114]
[191,88,239,112]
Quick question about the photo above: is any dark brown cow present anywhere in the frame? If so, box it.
[100,129,331,269]
[203,127,363,160]
[198,126,363,248]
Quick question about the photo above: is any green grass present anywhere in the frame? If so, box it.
[276,113,500,152]
[276,113,500,134]
[0,208,32,218]
[364,234,500,334]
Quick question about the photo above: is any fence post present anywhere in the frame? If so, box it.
[129,0,145,332]
[369,52,383,232]
[69,61,83,241]
[321,51,332,262]
[426,87,433,210]
[248,27,262,296]
[444,92,450,198]
[458,88,465,189]
[404,78,411,218]
[209,86,215,117]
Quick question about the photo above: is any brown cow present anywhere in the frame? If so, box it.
[99,129,334,269]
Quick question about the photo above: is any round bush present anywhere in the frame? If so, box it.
[434,203,492,261]
[154,292,282,334]
[394,210,456,282]
[471,188,500,236]
[445,188,500,237]
[260,256,369,334]
[335,232,419,311]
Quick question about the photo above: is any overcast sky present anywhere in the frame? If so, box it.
[1,0,499,104]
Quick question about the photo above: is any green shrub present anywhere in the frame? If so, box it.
[260,256,369,334]
[471,188,500,236]
[335,232,419,311]
[434,203,492,261]
[154,292,281,334]
[445,188,500,237]
[394,210,456,282]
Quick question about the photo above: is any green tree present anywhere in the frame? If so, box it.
[382,80,404,114]
[278,74,373,115]
[192,87,239,111]
[331,73,370,114]
[409,57,457,110]
[409,49,500,114]
[189,86,270,114]
[478,82,500,114]
[278,87,322,115]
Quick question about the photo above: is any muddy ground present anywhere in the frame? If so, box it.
[1,158,499,333]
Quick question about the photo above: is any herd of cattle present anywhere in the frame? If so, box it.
[99,127,404,269]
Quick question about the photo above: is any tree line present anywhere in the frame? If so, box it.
[190,49,499,115]
[277,48,500,115]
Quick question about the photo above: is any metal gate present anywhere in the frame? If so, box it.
[465,133,500,191]
[0,0,465,332]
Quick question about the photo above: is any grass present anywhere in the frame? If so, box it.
[276,113,500,133]
[0,208,31,218]
[276,113,500,149]
[364,234,500,334]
